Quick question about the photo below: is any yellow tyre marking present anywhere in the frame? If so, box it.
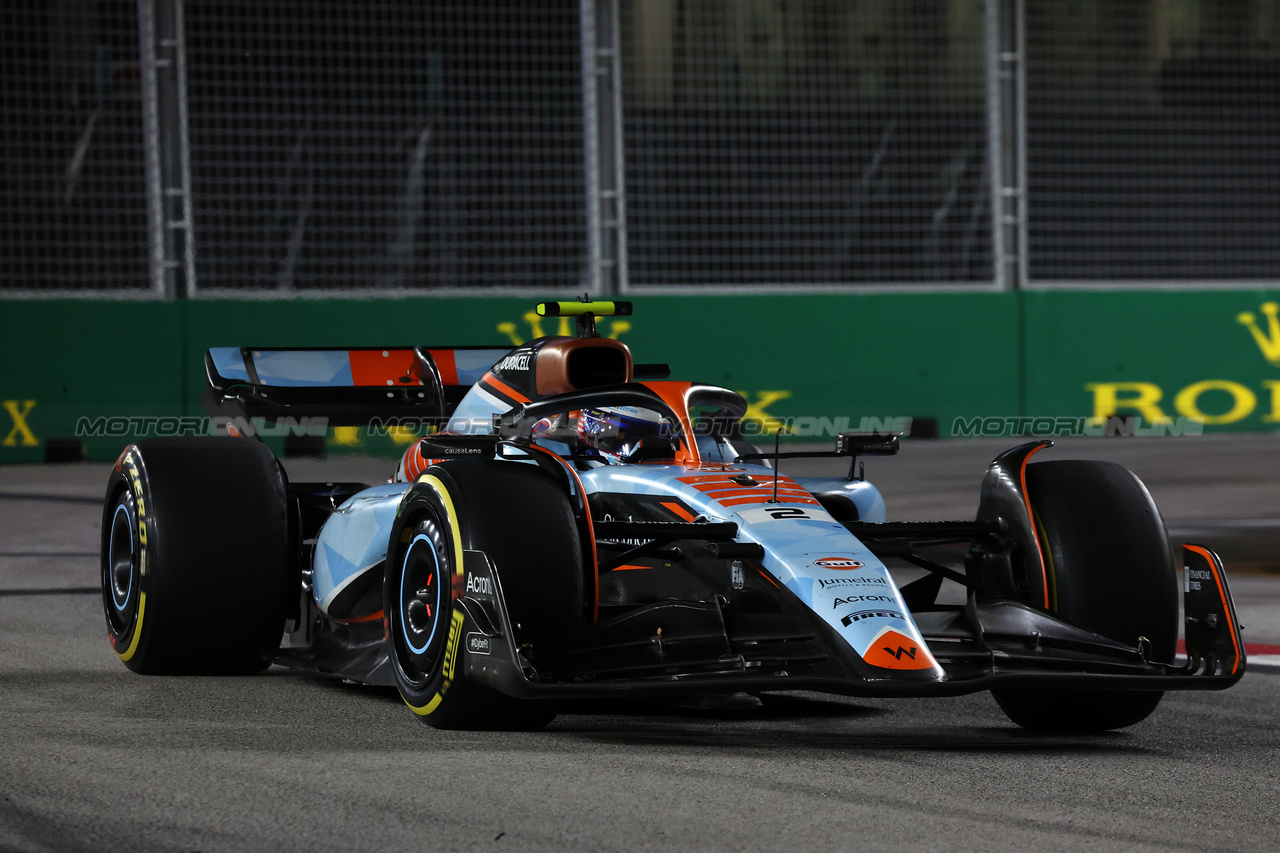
[405,691,443,716]
[115,450,149,661]
[404,610,466,716]
[403,476,466,716]
[416,474,465,578]
[115,592,146,662]
[443,610,464,680]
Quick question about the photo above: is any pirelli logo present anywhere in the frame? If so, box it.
[443,610,465,681]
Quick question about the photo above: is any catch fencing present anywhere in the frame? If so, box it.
[2,0,1278,296]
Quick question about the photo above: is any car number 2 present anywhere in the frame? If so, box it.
[738,506,836,524]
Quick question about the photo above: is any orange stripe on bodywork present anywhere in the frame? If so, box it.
[757,569,780,589]
[639,381,699,464]
[332,609,385,625]
[677,474,817,507]
[400,440,429,481]
[687,483,811,497]
[1019,443,1051,610]
[695,487,813,500]
[427,349,459,386]
[1185,544,1242,676]
[480,372,530,404]
[660,501,696,522]
[718,495,820,507]
[612,564,652,571]
[679,474,805,491]
[350,349,419,386]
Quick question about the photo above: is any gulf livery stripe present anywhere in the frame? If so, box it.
[676,474,819,507]
[1019,443,1051,610]
[478,372,530,405]
[1185,544,1243,676]
[717,494,819,507]
[660,501,696,522]
[757,569,780,589]
[349,349,419,386]
[685,484,813,498]
[639,382,700,464]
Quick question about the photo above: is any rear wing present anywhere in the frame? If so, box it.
[202,346,510,427]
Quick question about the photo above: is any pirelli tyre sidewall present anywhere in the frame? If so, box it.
[386,486,462,718]
[385,458,583,730]
[102,448,149,661]
[101,439,290,675]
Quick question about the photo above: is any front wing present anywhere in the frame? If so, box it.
[447,544,1244,701]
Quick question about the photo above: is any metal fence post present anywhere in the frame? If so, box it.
[986,0,1025,290]
[136,0,168,297]
[581,0,627,295]
[136,0,195,299]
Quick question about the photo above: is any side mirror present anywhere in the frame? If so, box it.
[835,432,900,457]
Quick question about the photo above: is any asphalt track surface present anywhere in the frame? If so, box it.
[3,435,1280,852]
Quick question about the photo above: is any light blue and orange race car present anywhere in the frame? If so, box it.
[101,301,1244,732]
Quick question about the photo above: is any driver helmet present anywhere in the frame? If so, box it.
[576,405,670,463]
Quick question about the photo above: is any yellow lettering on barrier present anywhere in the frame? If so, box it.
[387,426,419,445]
[331,426,362,446]
[1262,380,1280,423]
[1237,302,1280,367]
[1174,380,1256,425]
[737,390,792,434]
[496,312,628,346]
[1083,383,1167,424]
[2,400,38,447]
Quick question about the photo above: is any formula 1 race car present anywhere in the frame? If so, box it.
[100,300,1245,733]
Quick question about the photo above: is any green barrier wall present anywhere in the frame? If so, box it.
[0,294,1018,462]
[1023,290,1280,434]
[3,290,1278,464]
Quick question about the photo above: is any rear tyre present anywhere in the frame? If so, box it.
[386,458,584,730]
[992,460,1178,733]
[101,438,290,674]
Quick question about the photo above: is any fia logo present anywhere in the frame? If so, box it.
[1237,302,1280,367]
[730,560,745,590]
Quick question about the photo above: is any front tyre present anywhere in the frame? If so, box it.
[386,459,584,730]
[992,460,1179,733]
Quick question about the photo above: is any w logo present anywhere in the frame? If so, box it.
[1237,302,1280,367]
[862,628,936,671]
